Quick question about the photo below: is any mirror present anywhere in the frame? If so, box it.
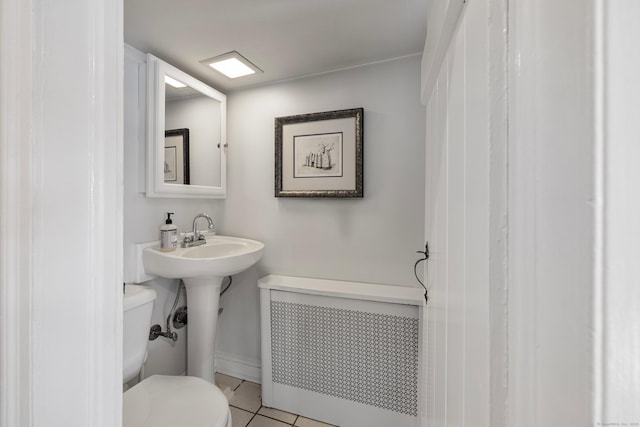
[146,54,227,198]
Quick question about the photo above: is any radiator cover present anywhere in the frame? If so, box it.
[259,275,426,427]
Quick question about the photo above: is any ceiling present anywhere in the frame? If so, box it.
[124,0,429,93]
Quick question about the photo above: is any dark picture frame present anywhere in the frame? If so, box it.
[275,108,363,198]
[164,128,190,185]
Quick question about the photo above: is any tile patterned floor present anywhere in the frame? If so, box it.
[215,373,337,427]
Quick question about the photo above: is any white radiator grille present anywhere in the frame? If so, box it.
[270,300,419,416]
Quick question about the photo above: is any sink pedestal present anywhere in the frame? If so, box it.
[182,275,224,383]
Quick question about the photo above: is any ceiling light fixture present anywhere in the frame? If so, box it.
[164,76,186,88]
[200,51,262,79]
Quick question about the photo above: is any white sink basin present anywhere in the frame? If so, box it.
[143,235,264,279]
[141,234,264,383]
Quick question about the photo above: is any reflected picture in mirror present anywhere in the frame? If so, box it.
[164,128,190,184]
[165,84,221,188]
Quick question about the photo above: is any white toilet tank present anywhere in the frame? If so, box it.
[123,284,157,384]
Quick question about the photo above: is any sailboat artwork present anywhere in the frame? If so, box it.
[294,132,343,178]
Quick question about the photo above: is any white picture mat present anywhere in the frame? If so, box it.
[164,146,177,181]
[164,134,185,184]
[282,117,356,191]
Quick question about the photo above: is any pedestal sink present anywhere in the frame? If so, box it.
[143,235,264,383]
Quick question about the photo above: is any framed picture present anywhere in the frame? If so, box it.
[275,108,363,197]
[164,128,190,184]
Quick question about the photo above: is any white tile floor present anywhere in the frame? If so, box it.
[215,373,337,427]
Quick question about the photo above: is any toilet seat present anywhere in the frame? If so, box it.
[123,375,231,427]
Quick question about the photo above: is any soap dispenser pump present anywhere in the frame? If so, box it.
[160,212,177,252]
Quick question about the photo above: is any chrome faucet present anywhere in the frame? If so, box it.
[192,213,215,240]
[181,213,215,248]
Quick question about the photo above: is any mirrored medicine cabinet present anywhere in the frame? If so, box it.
[146,54,227,198]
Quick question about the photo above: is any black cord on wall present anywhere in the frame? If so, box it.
[414,242,429,304]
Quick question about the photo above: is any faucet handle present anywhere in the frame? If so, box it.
[179,232,195,248]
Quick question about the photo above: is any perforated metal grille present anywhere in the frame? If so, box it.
[270,301,419,416]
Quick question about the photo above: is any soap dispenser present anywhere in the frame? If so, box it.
[160,212,177,252]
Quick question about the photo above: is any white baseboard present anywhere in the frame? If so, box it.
[215,351,261,384]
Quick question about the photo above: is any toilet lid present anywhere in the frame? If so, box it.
[124,375,229,427]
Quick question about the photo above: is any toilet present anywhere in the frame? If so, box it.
[123,284,232,427]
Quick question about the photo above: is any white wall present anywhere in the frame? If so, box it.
[124,46,224,378]
[595,0,640,423]
[124,48,426,380]
[0,0,122,425]
[595,0,640,425]
[423,0,508,425]
[424,0,640,425]
[215,55,427,378]
[507,0,597,425]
